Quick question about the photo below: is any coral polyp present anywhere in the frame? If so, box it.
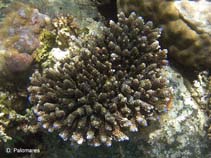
[28,12,170,146]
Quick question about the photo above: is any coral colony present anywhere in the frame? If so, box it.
[1,1,211,158]
[28,12,170,146]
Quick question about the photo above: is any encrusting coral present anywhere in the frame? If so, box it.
[28,12,170,146]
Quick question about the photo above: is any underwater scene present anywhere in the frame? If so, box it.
[0,0,211,157]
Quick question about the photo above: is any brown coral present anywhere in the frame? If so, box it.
[28,12,170,146]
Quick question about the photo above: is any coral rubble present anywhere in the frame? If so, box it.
[28,12,170,146]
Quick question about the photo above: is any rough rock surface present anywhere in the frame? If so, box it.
[22,0,99,27]
[144,67,208,158]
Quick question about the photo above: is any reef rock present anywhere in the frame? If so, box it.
[0,2,50,54]
[21,0,99,27]
[142,67,208,158]
[188,71,211,142]
[5,53,33,73]
[0,2,51,80]
[129,67,208,158]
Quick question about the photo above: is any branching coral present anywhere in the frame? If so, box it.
[32,29,56,65]
[28,12,170,146]
[33,15,80,68]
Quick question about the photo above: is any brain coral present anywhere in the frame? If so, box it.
[28,12,170,146]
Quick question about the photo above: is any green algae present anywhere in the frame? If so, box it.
[33,29,56,65]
